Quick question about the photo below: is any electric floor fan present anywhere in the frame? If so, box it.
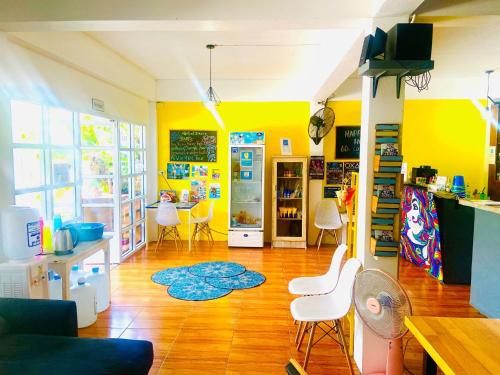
[353,269,412,375]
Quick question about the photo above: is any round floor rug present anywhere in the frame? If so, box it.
[188,261,246,278]
[151,266,200,286]
[168,278,231,301]
[205,270,266,290]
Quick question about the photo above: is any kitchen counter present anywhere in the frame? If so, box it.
[459,199,500,215]
[459,199,500,317]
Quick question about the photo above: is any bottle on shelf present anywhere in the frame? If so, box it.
[48,270,63,300]
[70,265,88,287]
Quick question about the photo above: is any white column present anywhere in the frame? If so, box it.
[308,101,324,246]
[354,74,405,373]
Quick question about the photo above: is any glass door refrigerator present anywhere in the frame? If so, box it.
[228,132,265,247]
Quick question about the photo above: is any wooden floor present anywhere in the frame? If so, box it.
[79,241,482,375]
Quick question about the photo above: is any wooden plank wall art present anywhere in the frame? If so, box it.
[371,124,403,257]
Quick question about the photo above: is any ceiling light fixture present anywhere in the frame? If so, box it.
[206,44,221,105]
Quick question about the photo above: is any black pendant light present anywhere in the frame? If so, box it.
[206,44,221,105]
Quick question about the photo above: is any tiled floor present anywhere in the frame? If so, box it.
[79,241,482,374]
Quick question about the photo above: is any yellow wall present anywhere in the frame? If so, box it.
[324,99,488,192]
[157,101,310,241]
[403,99,487,192]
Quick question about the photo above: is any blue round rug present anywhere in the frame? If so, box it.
[205,270,266,290]
[151,266,199,286]
[188,261,246,278]
[168,278,231,301]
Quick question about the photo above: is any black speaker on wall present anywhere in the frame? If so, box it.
[385,23,433,60]
[359,28,387,67]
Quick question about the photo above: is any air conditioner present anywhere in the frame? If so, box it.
[0,256,49,299]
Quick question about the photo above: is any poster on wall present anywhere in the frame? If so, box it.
[190,180,207,202]
[400,186,443,281]
[167,163,190,179]
[343,161,360,185]
[191,165,208,178]
[326,162,344,185]
[211,169,221,180]
[209,183,221,199]
[324,186,340,198]
[240,170,253,180]
[309,156,325,180]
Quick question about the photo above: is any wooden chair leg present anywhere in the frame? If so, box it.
[303,322,317,371]
[316,229,324,251]
[295,321,304,344]
[334,229,339,245]
[297,322,309,350]
[207,225,215,245]
[336,319,354,375]
[155,227,164,252]
[192,223,198,241]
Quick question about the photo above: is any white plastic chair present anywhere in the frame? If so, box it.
[314,199,344,251]
[191,201,215,245]
[289,244,348,343]
[155,202,182,251]
[291,258,362,373]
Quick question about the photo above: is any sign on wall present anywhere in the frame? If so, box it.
[170,130,217,162]
[335,126,361,159]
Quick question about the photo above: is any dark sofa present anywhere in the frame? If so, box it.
[0,298,153,375]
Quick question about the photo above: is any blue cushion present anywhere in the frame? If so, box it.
[0,334,153,375]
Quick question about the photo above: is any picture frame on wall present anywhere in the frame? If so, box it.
[167,163,190,179]
[309,156,325,180]
[326,162,344,185]
[324,186,340,198]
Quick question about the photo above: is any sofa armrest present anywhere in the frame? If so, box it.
[0,298,78,337]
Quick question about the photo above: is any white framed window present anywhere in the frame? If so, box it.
[11,101,80,222]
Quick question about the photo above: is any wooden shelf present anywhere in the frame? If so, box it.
[277,176,302,179]
[277,218,302,221]
[278,198,303,200]
[358,59,434,98]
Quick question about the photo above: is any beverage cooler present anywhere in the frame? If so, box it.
[228,132,265,247]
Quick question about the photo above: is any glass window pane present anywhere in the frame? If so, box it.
[53,187,76,221]
[120,151,131,175]
[13,148,44,189]
[15,192,44,216]
[83,207,114,231]
[82,150,113,176]
[135,223,144,246]
[11,101,42,144]
[121,178,132,202]
[119,123,130,148]
[134,199,144,222]
[49,107,74,146]
[121,203,132,229]
[80,114,114,147]
[52,150,74,184]
[82,178,114,204]
[134,175,143,197]
[134,151,144,174]
[133,125,143,148]
[121,230,131,255]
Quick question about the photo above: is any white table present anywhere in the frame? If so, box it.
[340,212,348,244]
[146,201,198,252]
[46,235,111,300]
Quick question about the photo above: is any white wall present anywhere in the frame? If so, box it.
[0,31,153,260]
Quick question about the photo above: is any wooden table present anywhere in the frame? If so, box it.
[46,235,111,300]
[405,316,500,375]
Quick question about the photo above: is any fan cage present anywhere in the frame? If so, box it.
[353,268,412,340]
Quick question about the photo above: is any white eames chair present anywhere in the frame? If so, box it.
[191,201,215,245]
[291,257,362,373]
[314,199,344,251]
[155,202,182,251]
[289,244,348,343]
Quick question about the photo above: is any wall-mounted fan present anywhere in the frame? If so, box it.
[308,99,335,145]
[353,269,412,375]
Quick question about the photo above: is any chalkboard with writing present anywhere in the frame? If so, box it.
[335,126,360,159]
[170,130,217,162]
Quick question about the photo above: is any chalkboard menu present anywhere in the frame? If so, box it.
[170,130,217,162]
[335,126,361,159]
